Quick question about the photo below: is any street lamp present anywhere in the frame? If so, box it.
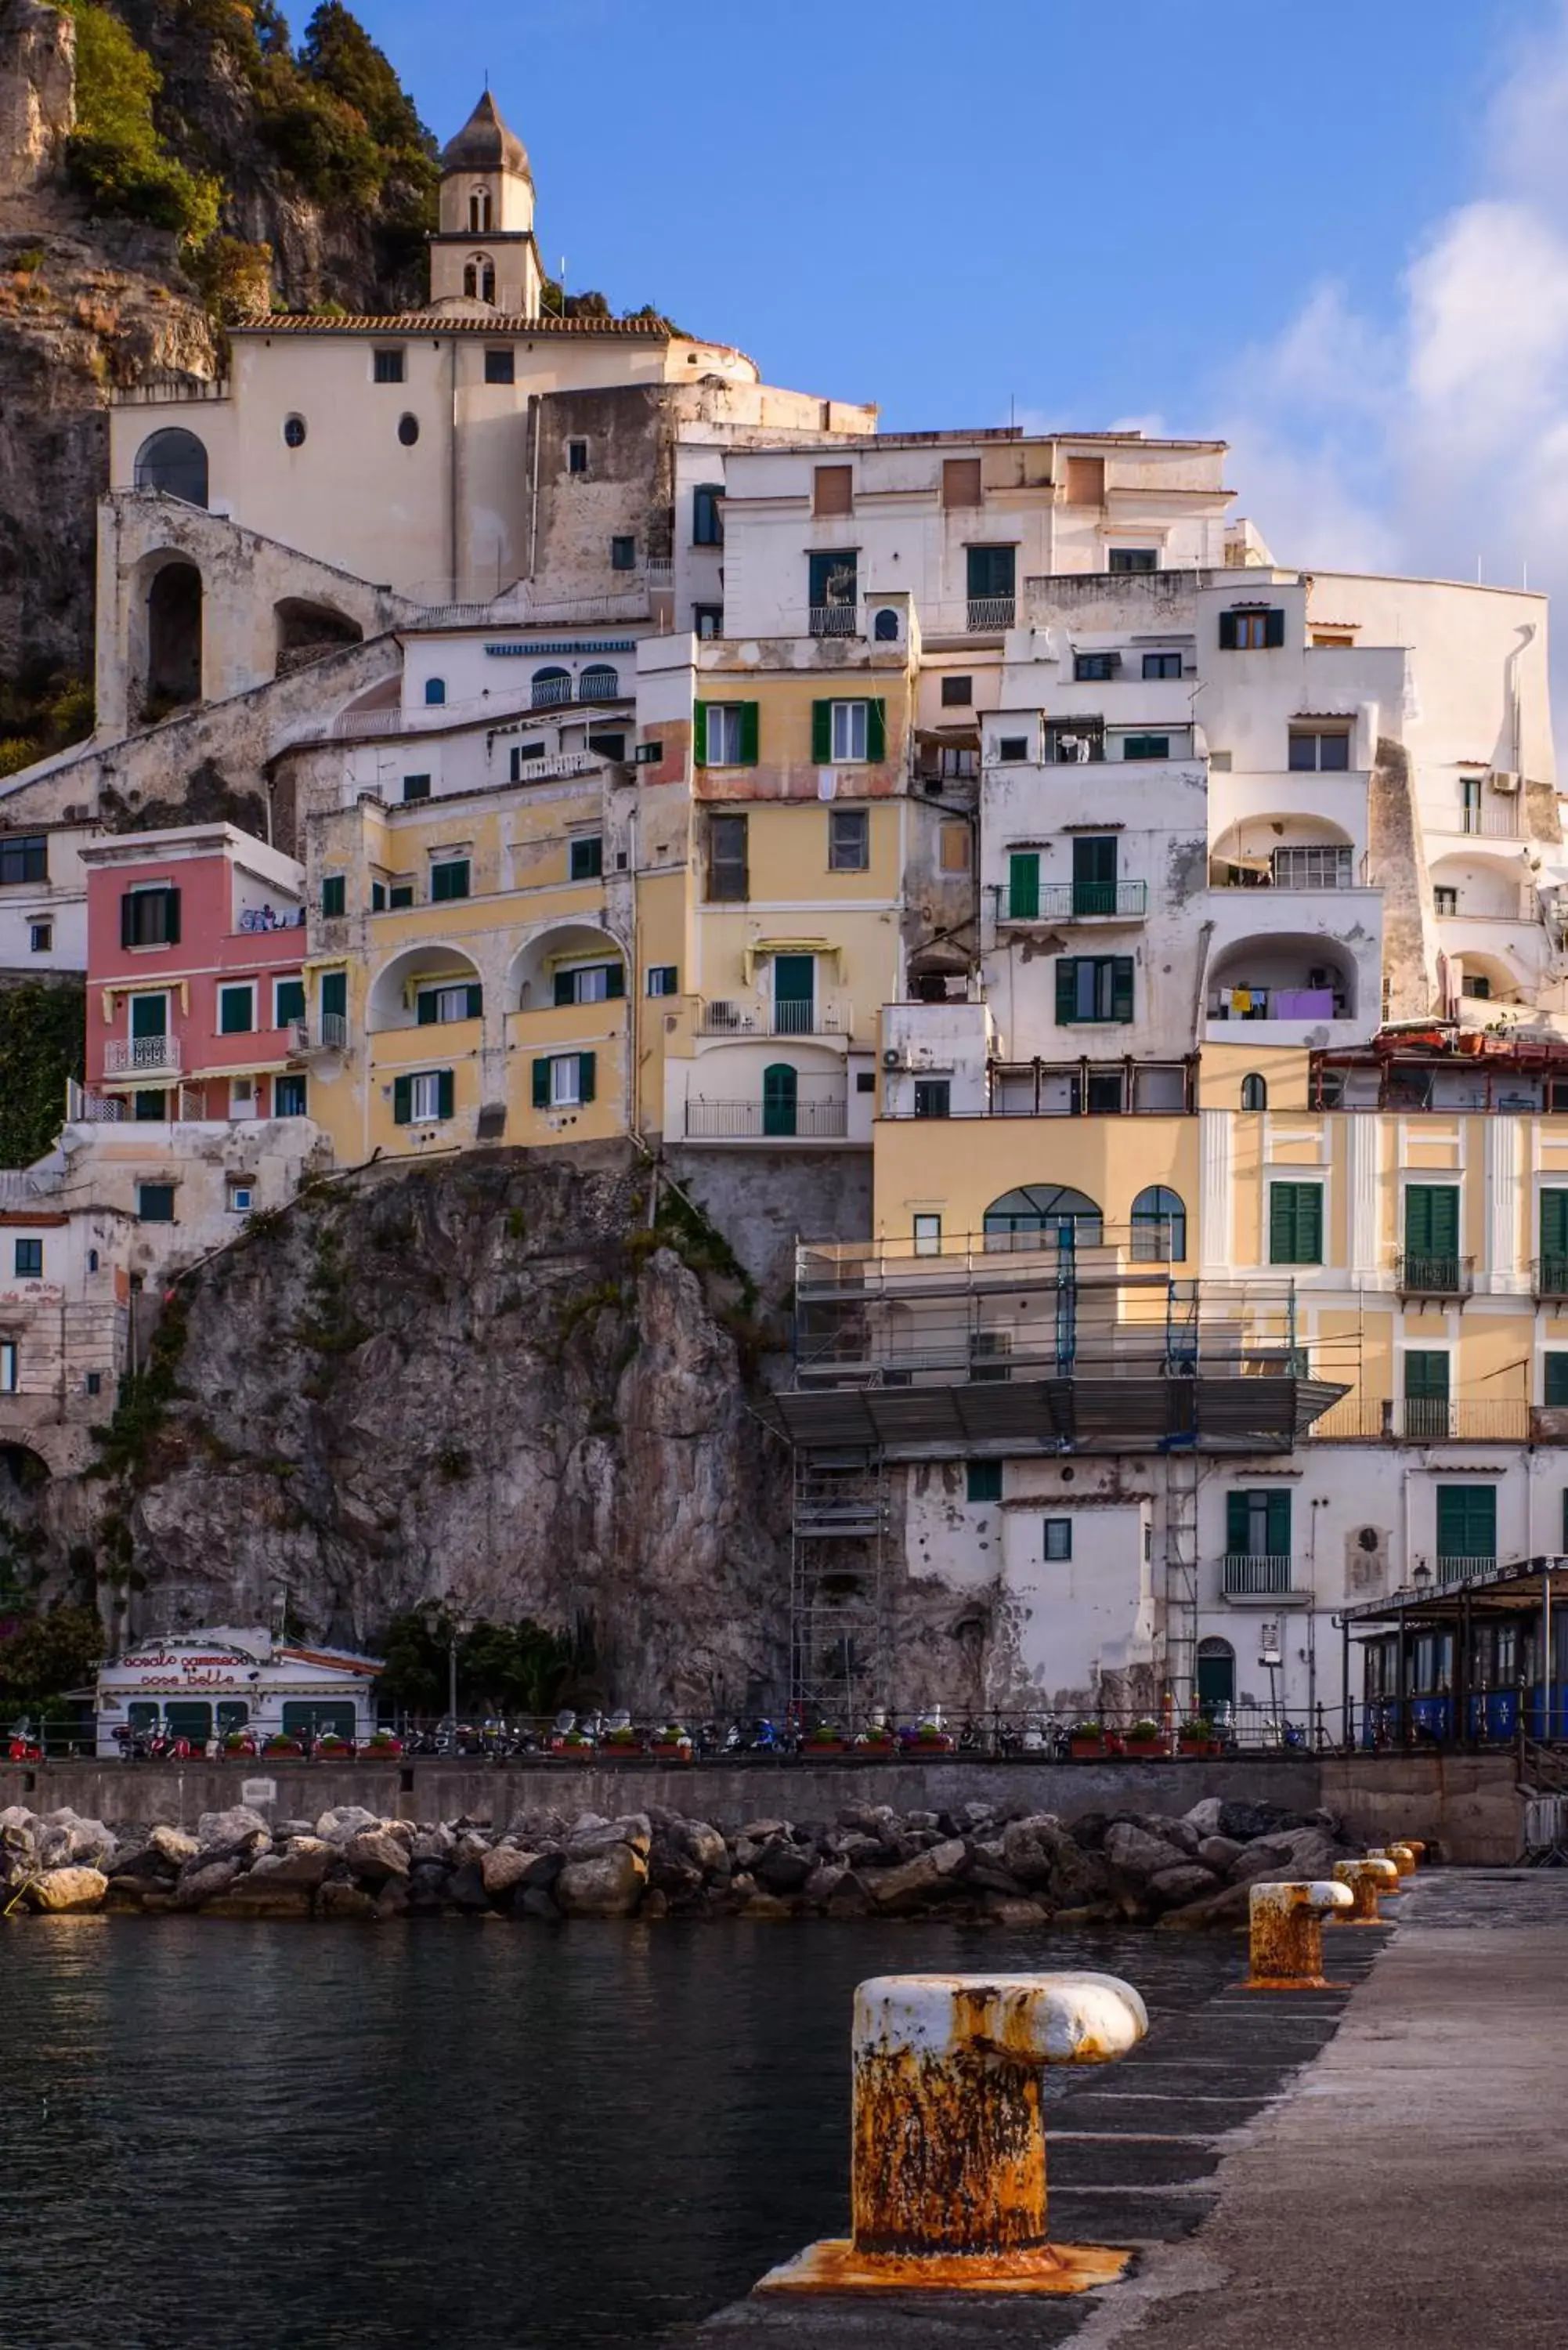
[422,1601,468,1744]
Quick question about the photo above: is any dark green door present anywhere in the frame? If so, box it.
[131,994,167,1038]
[1196,1645,1235,1711]
[762,1062,798,1137]
[1542,1191,1568,1290]
[1008,852,1040,920]
[163,1701,212,1746]
[1436,1485,1495,1574]
[1403,1350,1451,1441]
[966,546,1016,620]
[772,955,815,1036]
[1404,1185,1460,1288]
[1072,836,1118,916]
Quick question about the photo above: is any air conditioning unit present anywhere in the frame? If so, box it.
[1489,769,1521,794]
[881,1047,905,1071]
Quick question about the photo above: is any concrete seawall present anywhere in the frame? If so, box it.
[0,1750,1523,1860]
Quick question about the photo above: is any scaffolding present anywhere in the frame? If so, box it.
[763,1228,1357,1715]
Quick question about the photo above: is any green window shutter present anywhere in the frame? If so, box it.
[1299,1185,1323,1263]
[466,984,482,1018]
[554,970,575,1007]
[532,1058,551,1108]
[1271,1183,1323,1264]
[1404,1351,1450,1400]
[1009,853,1039,920]
[322,876,345,916]
[867,699,887,762]
[276,980,305,1026]
[1226,1491,1251,1553]
[392,1076,412,1125]
[1056,959,1077,1024]
[1111,956,1135,1022]
[164,888,180,945]
[1265,608,1286,648]
[739,702,759,765]
[692,700,708,767]
[436,1070,454,1120]
[605,964,625,1000]
[1218,611,1238,650]
[1543,1191,1568,1259]
[120,894,135,949]
[1546,1354,1568,1408]
[1438,1485,1495,1560]
[578,1050,596,1104]
[811,700,832,763]
[417,990,438,1025]
[1265,1491,1292,1556]
[321,970,347,1018]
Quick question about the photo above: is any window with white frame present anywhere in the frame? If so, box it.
[550,1056,582,1107]
[410,1071,445,1122]
[706,704,744,765]
[830,701,869,761]
[0,1340,16,1393]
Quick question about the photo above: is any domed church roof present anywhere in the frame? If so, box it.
[440,91,532,182]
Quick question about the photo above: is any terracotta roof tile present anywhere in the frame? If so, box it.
[230,311,685,340]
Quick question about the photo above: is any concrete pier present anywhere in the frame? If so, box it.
[667,1871,1568,2348]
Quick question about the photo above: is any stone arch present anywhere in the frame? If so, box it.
[1209,932,1356,1019]
[368,942,484,1032]
[508,921,626,1010]
[143,557,203,712]
[133,426,208,508]
[274,598,364,678]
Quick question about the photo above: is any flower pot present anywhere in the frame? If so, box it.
[1068,1736,1104,1760]
[649,1742,692,1764]
[805,1737,846,1755]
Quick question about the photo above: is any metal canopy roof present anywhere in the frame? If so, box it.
[1342,1555,1568,1630]
[753,1376,1346,1459]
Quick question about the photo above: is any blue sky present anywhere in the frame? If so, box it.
[353,0,1568,632]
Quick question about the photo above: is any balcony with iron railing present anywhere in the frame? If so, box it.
[1436,1554,1498,1585]
[1534,1256,1568,1301]
[808,604,863,639]
[684,1097,849,1141]
[1307,1397,1534,1441]
[1394,1252,1474,1300]
[288,1014,350,1056]
[999,880,1148,924]
[697,995,852,1039]
[1220,1553,1302,1600]
[103,1035,181,1079]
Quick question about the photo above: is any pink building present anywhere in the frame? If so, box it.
[81,824,313,1121]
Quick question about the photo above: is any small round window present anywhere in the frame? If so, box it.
[283,415,306,448]
[398,413,420,446]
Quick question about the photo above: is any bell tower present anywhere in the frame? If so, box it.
[428,92,544,319]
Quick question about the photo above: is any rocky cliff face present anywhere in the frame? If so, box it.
[0,0,434,734]
[89,1145,793,1715]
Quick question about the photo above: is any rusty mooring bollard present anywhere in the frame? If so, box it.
[1389,1838,1424,1871]
[1369,1842,1415,1883]
[1331,1856,1399,1924]
[756,1972,1148,2295]
[1247,1880,1353,1987]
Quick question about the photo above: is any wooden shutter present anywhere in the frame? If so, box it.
[1269,1184,1299,1263]
[942,457,982,508]
[160,888,179,943]
[739,702,759,765]
[120,894,135,949]
[1265,1491,1292,1556]
[866,700,887,762]
[1404,1350,1450,1399]
[554,970,575,1007]
[466,984,483,1018]
[605,964,625,1000]
[321,970,347,1018]
[1055,960,1078,1024]
[532,1058,551,1108]
[1218,611,1239,650]
[811,700,832,763]
[1543,1354,1568,1407]
[1406,1185,1458,1256]
[578,1051,596,1104]
[392,1075,412,1124]
[1542,1191,1568,1259]
[1265,608,1286,648]
[417,990,438,1025]
[1009,853,1039,919]
[1111,956,1135,1022]
[1226,1491,1251,1553]
[692,700,707,767]
[437,1070,454,1119]
[1064,455,1104,507]
[1438,1485,1494,1559]
[813,464,853,516]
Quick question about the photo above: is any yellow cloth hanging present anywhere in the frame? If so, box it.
[1231,988,1253,1014]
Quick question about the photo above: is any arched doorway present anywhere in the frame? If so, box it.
[1196,1636,1235,1712]
[763,1063,797,1137]
[133,427,209,508]
[146,562,202,709]
[274,598,363,678]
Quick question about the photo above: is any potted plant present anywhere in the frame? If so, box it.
[262,1734,303,1758]
[804,1722,847,1755]
[315,1731,353,1759]
[1178,1716,1216,1756]
[649,1721,693,1762]
[363,1729,404,1759]
[853,1722,898,1757]
[910,1716,955,1753]
[221,1730,256,1759]
[1068,1719,1105,1759]
[1125,1718,1165,1755]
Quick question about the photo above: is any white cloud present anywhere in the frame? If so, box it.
[1213,2,1568,649]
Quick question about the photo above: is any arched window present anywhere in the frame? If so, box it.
[983,1184,1102,1252]
[532,664,571,708]
[762,1063,798,1137]
[425,678,446,707]
[1241,1072,1267,1111]
[133,428,209,508]
[398,414,420,446]
[464,262,476,298]
[580,663,619,704]
[1131,1184,1187,1263]
[872,607,900,642]
[1196,1636,1235,1712]
[469,186,492,234]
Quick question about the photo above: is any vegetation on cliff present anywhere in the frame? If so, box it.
[0,980,85,1168]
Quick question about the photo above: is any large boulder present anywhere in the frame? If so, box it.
[1147,1863,1222,1909]
[868,1838,970,1913]
[315,1806,383,1846]
[319,1882,378,1920]
[555,1844,647,1917]
[1217,1800,1305,1843]
[197,1806,272,1849]
[175,1857,243,1908]
[249,1841,334,1889]
[1104,1820,1194,1885]
[343,1829,410,1885]
[1002,1816,1111,1907]
[27,1865,107,1913]
[480,1844,537,1899]
[148,1825,199,1866]
[48,1813,117,1868]
[753,1843,815,1896]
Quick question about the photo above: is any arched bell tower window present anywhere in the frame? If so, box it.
[469,185,492,234]
[464,253,497,305]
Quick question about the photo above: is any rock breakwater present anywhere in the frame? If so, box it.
[1,1793,1375,1926]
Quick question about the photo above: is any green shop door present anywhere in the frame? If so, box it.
[762,1063,798,1137]
[772,955,815,1036]
[282,1701,356,1744]
[162,1701,212,1746]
